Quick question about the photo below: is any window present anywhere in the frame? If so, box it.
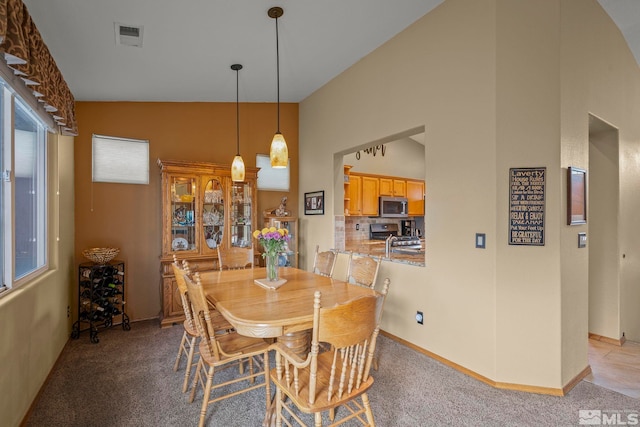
[256,154,290,191]
[92,134,149,185]
[1,82,48,292]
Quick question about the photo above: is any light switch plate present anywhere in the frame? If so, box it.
[578,232,587,248]
[476,233,486,249]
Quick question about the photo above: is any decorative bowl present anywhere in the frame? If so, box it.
[82,247,120,264]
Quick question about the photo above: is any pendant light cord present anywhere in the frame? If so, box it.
[275,14,281,133]
[236,66,240,155]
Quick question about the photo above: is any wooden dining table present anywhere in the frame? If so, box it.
[198,266,381,426]
[198,267,379,350]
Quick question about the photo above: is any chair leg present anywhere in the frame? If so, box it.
[174,331,188,371]
[198,365,215,427]
[361,392,375,425]
[182,336,197,393]
[264,352,270,409]
[314,412,322,427]
[329,408,335,421]
[275,387,283,427]
[189,358,203,403]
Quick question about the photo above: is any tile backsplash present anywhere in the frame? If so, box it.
[334,216,425,249]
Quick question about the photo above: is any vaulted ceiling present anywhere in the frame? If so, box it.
[21,0,640,103]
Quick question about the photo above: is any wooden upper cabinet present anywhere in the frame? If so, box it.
[379,178,393,196]
[349,175,362,216]
[361,176,379,216]
[379,177,406,197]
[406,180,425,216]
[393,179,406,197]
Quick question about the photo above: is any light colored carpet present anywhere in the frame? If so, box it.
[25,319,639,426]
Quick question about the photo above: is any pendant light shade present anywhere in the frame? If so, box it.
[268,6,288,169]
[230,64,245,182]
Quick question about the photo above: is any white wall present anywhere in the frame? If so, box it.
[344,136,425,179]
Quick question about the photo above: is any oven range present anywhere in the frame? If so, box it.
[369,223,422,249]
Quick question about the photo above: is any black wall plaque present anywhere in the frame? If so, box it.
[509,167,546,246]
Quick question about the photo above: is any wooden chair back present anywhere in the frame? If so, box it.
[216,246,253,270]
[272,280,390,412]
[183,272,222,361]
[346,254,381,288]
[172,255,196,331]
[312,245,337,278]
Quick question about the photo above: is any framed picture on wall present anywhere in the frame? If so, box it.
[567,166,587,225]
[304,191,324,215]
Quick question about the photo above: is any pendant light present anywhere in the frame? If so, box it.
[230,63,245,182]
[268,6,288,168]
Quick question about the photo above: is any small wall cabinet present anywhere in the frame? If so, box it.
[406,180,425,216]
[71,260,130,343]
[157,159,259,327]
[263,216,298,268]
[379,178,406,197]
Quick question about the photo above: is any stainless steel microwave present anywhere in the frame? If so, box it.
[379,196,408,218]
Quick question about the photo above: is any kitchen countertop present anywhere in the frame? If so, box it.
[342,239,425,267]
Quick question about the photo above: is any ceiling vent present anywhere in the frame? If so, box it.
[115,23,144,48]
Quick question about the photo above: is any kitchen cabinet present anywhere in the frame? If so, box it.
[349,174,362,215]
[379,178,406,197]
[346,170,423,217]
[343,165,352,215]
[157,159,259,327]
[361,176,379,216]
[407,180,425,216]
[348,172,378,216]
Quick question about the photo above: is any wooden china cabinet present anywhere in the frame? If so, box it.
[157,159,258,327]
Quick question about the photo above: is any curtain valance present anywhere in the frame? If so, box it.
[0,0,77,135]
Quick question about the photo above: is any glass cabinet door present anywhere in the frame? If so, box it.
[230,182,253,248]
[203,178,224,249]
[170,176,196,252]
[270,218,297,268]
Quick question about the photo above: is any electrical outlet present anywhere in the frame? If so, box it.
[356,223,360,230]
[416,311,424,325]
[67,305,70,318]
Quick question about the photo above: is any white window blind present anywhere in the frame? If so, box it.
[256,154,290,191]
[92,134,149,184]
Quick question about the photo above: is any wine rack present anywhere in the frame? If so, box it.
[71,260,131,343]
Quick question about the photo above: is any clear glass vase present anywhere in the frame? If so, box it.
[265,252,279,281]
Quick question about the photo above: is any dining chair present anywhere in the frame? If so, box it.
[269,279,390,426]
[172,256,233,394]
[216,246,254,270]
[312,245,337,278]
[345,253,381,289]
[185,272,271,427]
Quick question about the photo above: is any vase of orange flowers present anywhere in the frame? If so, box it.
[253,227,289,281]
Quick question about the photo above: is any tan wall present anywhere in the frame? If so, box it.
[301,0,499,381]
[588,128,620,339]
[300,0,640,389]
[75,102,298,321]
[559,0,640,383]
[494,0,562,387]
[0,134,75,426]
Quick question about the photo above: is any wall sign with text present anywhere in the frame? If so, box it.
[509,167,546,246]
